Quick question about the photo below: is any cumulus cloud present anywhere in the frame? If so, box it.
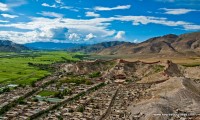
[94,5,131,11]
[0,2,9,11]
[160,8,199,15]
[133,39,140,43]
[0,28,67,44]
[1,14,18,18]
[85,12,100,17]
[0,17,115,37]
[0,30,50,44]
[51,28,68,40]
[0,15,200,43]
[68,33,80,41]
[84,33,96,41]
[115,31,125,40]
[38,11,63,18]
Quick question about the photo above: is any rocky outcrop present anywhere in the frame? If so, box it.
[128,77,200,120]
[184,66,200,80]
[164,60,184,77]
[61,59,166,80]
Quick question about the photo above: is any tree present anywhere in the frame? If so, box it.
[77,105,84,112]
[3,87,10,92]
[31,81,36,87]
[89,71,101,78]
[85,80,92,85]
[54,92,64,99]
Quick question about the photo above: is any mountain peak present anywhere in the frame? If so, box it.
[162,34,178,38]
[0,40,29,52]
[84,31,200,56]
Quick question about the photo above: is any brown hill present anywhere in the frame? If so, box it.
[61,59,184,82]
[128,77,200,120]
[97,32,200,57]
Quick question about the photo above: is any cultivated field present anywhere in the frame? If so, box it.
[0,51,83,86]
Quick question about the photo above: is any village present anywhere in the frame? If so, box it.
[2,78,104,120]
[0,59,200,120]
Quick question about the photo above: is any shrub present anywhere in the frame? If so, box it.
[77,105,84,112]
[3,87,10,92]
[89,72,101,78]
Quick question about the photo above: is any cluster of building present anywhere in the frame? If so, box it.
[107,83,151,120]
[0,87,32,110]
[4,101,53,120]
[2,80,152,120]
[2,80,100,120]
[0,75,59,112]
[41,84,118,120]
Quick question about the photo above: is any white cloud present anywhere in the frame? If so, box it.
[133,39,140,43]
[60,6,72,9]
[0,2,9,11]
[1,14,18,18]
[113,16,192,27]
[85,33,96,41]
[41,2,78,12]
[155,0,200,7]
[0,17,115,38]
[0,15,200,44]
[160,8,199,15]
[94,5,131,11]
[42,3,57,8]
[183,24,200,30]
[115,31,125,40]
[6,0,27,8]
[68,33,80,41]
[41,1,78,12]
[85,12,100,17]
[0,20,9,23]
[0,30,51,44]
[38,11,63,18]
[55,0,62,4]
[60,6,79,12]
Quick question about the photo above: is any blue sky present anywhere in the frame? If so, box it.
[0,0,200,44]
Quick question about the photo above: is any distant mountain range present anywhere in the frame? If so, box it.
[1,31,200,56]
[0,40,29,52]
[24,42,87,50]
[74,31,200,57]
[67,41,128,53]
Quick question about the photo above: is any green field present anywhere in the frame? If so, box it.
[38,90,58,97]
[0,51,83,86]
